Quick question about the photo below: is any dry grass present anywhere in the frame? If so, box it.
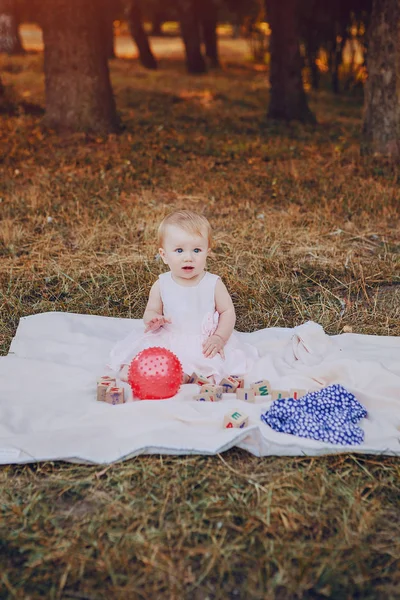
[0,48,399,599]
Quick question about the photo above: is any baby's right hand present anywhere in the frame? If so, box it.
[144,315,171,333]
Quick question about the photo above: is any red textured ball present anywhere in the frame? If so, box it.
[128,347,183,400]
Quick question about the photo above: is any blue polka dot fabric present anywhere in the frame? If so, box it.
[260,384,367,445]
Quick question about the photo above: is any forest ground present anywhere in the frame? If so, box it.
[0,36,399,599]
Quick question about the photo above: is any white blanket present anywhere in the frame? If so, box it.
[0,312,399,465]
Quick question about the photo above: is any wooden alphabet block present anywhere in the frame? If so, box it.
[289,388,307,400]
[230,376,245,389]
[187,372,198,384]
[97,381,111,402]
[271,389,290,401]
[236,388,256,402]
[223,410,249,429]
[200,385,223,401]
[188,372,210,386]
[220,376,239,394]
[105,386,125,405]
[251,379,271,396]
[194,391,216,402]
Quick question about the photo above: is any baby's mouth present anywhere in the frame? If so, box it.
[182,266,194,271]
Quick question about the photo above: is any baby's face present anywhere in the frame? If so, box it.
[159,224,210,284]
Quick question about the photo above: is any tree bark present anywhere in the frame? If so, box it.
[151,11,164,36]
[306,42,320,90]
[265,0,315,122]
[126,0,157,69]
[329,28,347,94]
[41,0,118,133]
[362,0,400,158]
[200,0,220,67]
[0,0,25,54]
[100,0,116,59]
[178,0,207,74]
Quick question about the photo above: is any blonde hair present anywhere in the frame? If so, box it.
[158,210,212,248]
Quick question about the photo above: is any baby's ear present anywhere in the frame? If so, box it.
[158,247,168,264]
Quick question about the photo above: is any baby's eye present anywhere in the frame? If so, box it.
[175,248,183,253]
[193,248,202,253]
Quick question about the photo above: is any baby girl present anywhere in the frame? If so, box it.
[109,210,258,383]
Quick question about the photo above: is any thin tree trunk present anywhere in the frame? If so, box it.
[0,0,24,54]
[151,12,163,36]
[41,0,118,133]
[126,0,157,69]
[178,0,207,74]
[200,0,220,67]
[0,71,13,112]
[343,37,356,91]
[265,0,315,122]
[331,31,347,94]
[305,37,320,90]
[362,0,400,158]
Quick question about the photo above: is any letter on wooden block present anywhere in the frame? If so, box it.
[97,376,116,386]
[189,372,210,385]
[200,385,223,401]
[236,388,255,402]
[230,376,245,388]
[271,389,290,401]
[220,377,239,393]
[289,389,307,400]
[200,384,215,393]
[251,379,271,396]
[223,411,249,429]
[105,386,125,405]
[194,392,215,402]
[97,381,111,402]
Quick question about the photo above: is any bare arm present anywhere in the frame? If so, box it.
[214,278,236,342]
[203,278,236,358]
[143,280,171,332]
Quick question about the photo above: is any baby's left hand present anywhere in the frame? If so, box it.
[203,334,225,359]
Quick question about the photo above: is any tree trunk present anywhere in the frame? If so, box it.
[200,0,220,67]
[330,30,347,94]
[178,0,207,74]
[105,20,115,60]
[265,0,315,122]
[0,71,13,112]
[126,0,157,69]
[304,37,320,90]
[100,0,115,59]
[362,0,400,158]
[151,12,164,36]
[0,0,25,54]
[41,0,118,133]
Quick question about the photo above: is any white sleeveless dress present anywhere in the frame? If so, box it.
[109,271,258,382]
